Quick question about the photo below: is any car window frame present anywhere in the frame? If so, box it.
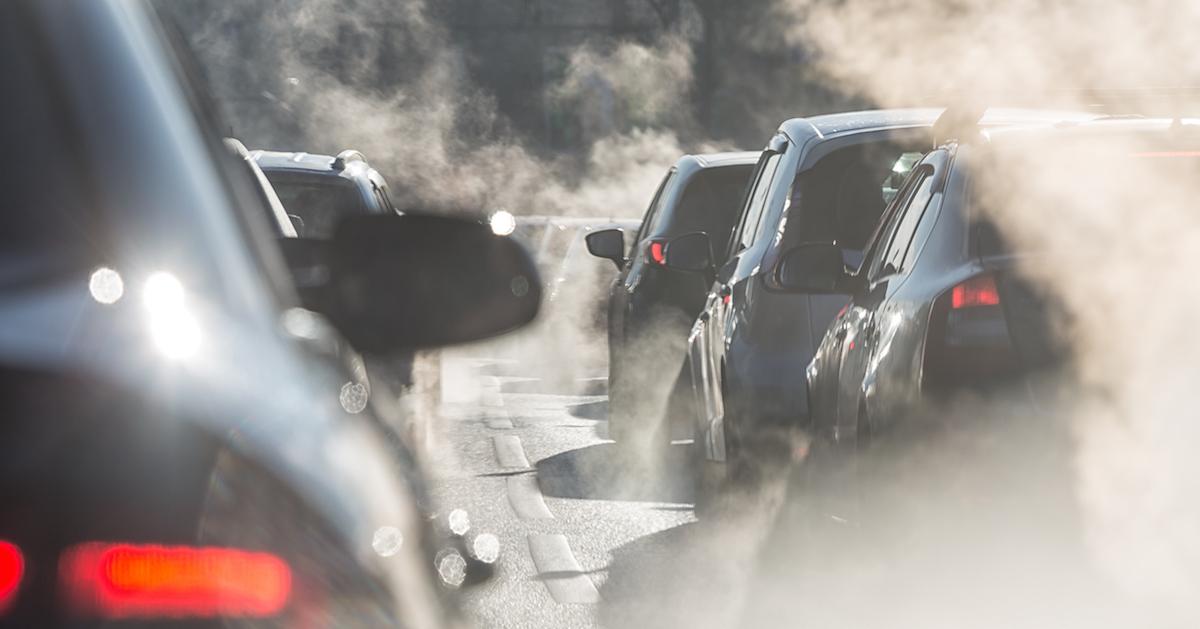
[732,149,784,255]
[879,167,936,273]
[862,161,928,282]
[630,169,675,258]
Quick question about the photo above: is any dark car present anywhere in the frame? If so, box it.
[0,1,539,626]
[252,149,399,238]
[255,148,441,444]
[226,138,300,238]
[664,109,1098,511]
[662,111,935,506]
[799,113,1197,526]
[585,152,758,446]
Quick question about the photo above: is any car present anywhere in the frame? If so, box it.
[0,1,540,626]
[661,111,937,509]
[226,138,299,238]
[254,147,440,447]
[800,108,1196,527]
[585,152,758,447]
[252,148,400,238]
[663,108,1098,512]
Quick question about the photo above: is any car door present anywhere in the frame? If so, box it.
[833,151,949,444]
[693,137,788,458]
[610,171,674,362]
[808,165,924,440]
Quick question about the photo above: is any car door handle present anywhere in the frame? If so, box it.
[698,311,711,323]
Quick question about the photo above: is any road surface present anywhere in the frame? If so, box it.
[427,353,782,629]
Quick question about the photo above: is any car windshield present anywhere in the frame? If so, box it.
[266,174,367,238]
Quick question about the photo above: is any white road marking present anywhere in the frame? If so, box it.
[485,416,515,430]
[527,534,601,604]
[493,435,531,469]
[506,475,553,520]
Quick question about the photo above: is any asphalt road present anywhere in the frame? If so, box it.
[426,353,784,629]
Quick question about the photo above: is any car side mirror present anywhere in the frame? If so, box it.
[776,243,850,293]
[585,228,626,269]
[291,213,541,353]
[663,232,714,274]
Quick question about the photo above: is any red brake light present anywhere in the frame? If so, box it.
[951,275,1000,309]
[647,240,667,265]
[60,543,291,619]
[0,541,23,613]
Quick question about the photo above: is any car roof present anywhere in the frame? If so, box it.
[251,149,380,185]
[778,107,1100,145]
[980,116,1199,145]
[252,150,342,173]
[687,151,761,168]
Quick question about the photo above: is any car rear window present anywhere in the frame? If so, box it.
[264,174,368,239]
[655,165,754,249]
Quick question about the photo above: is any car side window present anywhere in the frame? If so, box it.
[630,171,674,257]
[864,165,927,281]
[734,151,783,253]
[879,168,935,272]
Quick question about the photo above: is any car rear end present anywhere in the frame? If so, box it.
[629,156,757,325]
[923,125,1200,400]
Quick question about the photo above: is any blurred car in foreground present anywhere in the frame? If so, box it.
[585,152,757,446]
[0,1,539,626]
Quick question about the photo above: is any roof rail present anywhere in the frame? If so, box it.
[331,149,366,171]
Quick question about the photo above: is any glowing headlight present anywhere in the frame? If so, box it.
[143,272,201,360]
[489,211,516,236]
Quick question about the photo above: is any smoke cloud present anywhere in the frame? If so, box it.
[163,0,1200,626]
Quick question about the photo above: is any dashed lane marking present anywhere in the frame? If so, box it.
[506,474,553,520]
[492,435,531,469]
[527,534,601,604]
[485,416,515,430]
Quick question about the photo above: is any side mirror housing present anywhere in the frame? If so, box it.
[585,228,626,269]
[294,213,541,353]
[776,243,850,293]
[663,232,714,274]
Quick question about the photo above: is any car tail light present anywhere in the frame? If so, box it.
[0,541,23,613]
[646,239,667,265]
[60,543,291,619]
[925,273,1017,389]
[951,274,1000,309]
